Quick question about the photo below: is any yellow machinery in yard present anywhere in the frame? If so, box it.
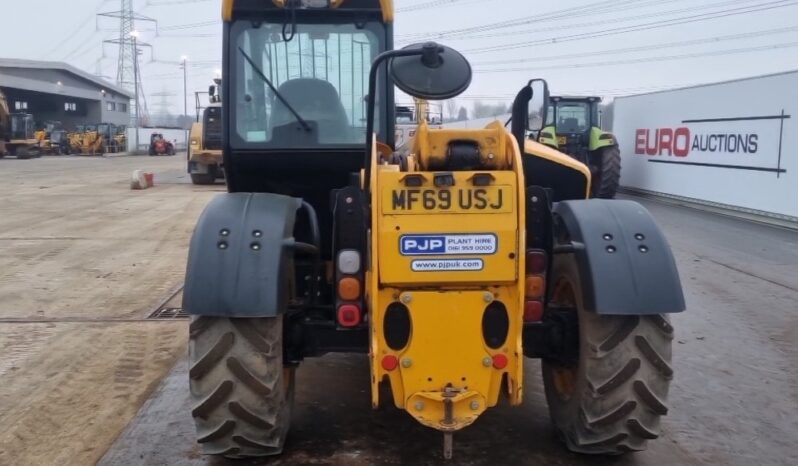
[1,88,40,158]
[68,123,125,155]
[395,98,443,149]
[34,121,72,155]
[0,89,7,155]
[77,125,104,155]
[187,79,223,184]
[182,0,685,460]
[67,126,85,154]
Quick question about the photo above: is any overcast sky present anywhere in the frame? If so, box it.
[2,0,797,116]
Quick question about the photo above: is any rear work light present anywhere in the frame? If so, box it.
[524,249,548,322]
[337,250,361,275]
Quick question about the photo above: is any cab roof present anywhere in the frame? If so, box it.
[223,0,393,22]
[551,96,602,103]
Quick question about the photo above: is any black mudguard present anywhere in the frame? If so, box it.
[553,199,685,315]
[183,192,302,317]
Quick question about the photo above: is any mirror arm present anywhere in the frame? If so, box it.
[510,85,532,147]
[363,48,426,194]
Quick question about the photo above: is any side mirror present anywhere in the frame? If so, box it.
[526,79,549,132]
[510,78,550,146]
[363,42,470,191]
[208,85,216,97]
[389,43,472,101]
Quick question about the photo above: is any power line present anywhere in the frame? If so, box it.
[42,0,111,59]
[410,0,759,43]
[463,0,798,54]
[396,0,495,13]
[472,41,798,73]
[470,25,798,67]
[159,20,218,31]
[396,0,684,40]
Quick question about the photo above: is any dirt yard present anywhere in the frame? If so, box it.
[0,155,220,466]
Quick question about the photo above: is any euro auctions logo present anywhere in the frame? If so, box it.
[634,128,759,157]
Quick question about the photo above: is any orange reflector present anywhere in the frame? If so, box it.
[525,275,545,299]
[526,249,547,274]
[381,355,399,371]
[492,353,508,370]
[338,277,361,300]
[337,304,361,327]
[523,300,544,322]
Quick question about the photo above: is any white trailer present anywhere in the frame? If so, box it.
[612,70,797,221]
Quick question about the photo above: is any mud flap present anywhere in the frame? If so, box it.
[553,199,685,314]
[183,192,302,317]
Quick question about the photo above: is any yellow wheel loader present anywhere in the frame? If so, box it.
[77,125,107,155]
[188,80,223,185]
[183,0,685,460]
[114,125,127,152]
[67,127,85,154]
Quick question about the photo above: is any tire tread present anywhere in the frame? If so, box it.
[542,255,673,455]
[189,316,292,458]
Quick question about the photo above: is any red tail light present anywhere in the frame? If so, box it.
[523,300,544,322]
[381,355,399,371]
[492,353,508,369]
[337,304,361,327]
[526,249,547,274]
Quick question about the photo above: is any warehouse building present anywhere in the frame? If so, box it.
[0,58,132,130]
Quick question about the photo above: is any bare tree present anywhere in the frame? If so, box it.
[473,100,508,119]
[445,99,458,121]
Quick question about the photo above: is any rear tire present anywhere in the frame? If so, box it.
[189,315,295,458]
[542,254,673,454]
[591,145,621,199]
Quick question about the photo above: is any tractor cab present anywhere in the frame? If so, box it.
[540,96,600,161]
[537,96,621,198]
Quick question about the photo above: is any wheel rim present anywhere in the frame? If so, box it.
[549,276,579,401]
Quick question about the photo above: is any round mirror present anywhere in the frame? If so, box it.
[389,43,472,101]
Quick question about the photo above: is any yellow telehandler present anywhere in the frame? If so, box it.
[182,0,685,460]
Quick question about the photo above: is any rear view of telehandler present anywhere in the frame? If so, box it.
[183,0,685,460]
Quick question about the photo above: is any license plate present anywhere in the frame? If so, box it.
[384,186,512,214]
[557,136,567,145]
